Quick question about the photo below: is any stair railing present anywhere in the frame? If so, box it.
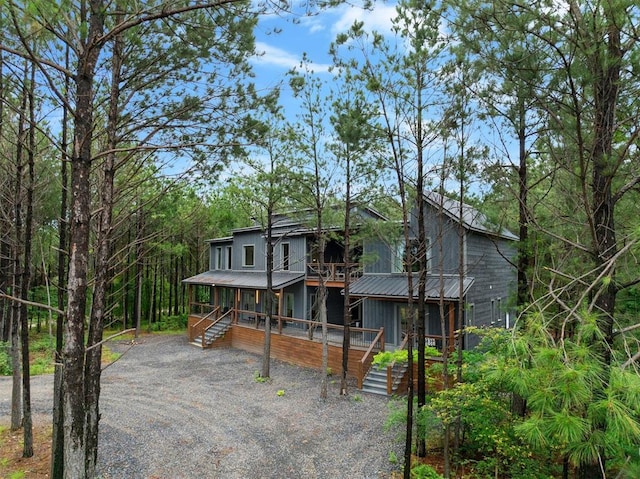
[190,306,220,344]
[387,334,409,395]
[357,327,384,389]
[199,308,233,348]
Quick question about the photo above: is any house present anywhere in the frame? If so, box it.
[182,195,517,392]
[350,192,518,350]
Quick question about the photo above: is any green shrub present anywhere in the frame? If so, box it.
[373,346,440,369]
[410,464,443,479]
[0,342,12,375]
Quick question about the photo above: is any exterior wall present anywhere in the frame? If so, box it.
[232,231,266,270]
[464,233,517,346]
[283,281,305,319]
[364,239,394,273]
[415,204,462,274]
[305,286,345,325]
[209,239,233,271]
[361,299,398,346]
[273,236,306,273]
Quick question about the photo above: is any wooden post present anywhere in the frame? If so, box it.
[448,303,455,354]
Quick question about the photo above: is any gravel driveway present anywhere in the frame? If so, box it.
[1,334,403,478]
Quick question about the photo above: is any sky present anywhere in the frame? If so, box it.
[249,1,398,100]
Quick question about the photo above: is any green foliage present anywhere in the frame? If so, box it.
[388,450,398,464]
[152,314,187,331]
[410,464,443,479]
[253,371,269,383]
[0,342,12,375]
[372,346,440,369]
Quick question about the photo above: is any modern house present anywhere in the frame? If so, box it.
[183,195,517,393]
[351,192,518,350]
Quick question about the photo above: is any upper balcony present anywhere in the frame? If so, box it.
[305,262,362,286]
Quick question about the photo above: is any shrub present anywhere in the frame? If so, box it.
[410,464,443,479]
[0,342,12,375]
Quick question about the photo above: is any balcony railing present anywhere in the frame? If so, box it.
[306,262,362,282]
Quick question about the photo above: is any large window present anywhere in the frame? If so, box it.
[282,242,290,271]
[243,245,255,267]
[394,238,431,273]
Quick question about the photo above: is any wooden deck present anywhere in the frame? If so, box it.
[187,309,384,388]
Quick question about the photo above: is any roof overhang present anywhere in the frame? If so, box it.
[182,271,305,290]
[348,274,474,301]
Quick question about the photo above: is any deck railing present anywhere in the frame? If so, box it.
[198,309,234,347]
[386,334,409,394]
[233,309,381,349]
[306,262,362,282]
[357,328,385,389]
[188,306,219,343]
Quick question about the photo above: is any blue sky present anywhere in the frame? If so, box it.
[250,2,398,96]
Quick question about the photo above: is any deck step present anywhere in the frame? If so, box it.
[360,363,408,397]
[191,317,232,348]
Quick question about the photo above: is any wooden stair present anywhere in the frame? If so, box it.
[360,362,408,396]
[191,316,232,348]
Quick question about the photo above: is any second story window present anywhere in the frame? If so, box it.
[282,242,290,271]
[226,246,232,270]
[243,244,255,267]
[216,247,222,270]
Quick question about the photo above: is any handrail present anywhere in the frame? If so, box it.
[200,309,233,347]
[387,334,409,394]
[357,327,385,389]
[190,306,220,343]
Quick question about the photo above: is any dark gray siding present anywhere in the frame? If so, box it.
[364,238,394,273]
[361,299,399,346]
[464,233,517,336]
[209,239,233,270]
[274,236,306,273]
[418,204,462,274]
[232,231,266,271]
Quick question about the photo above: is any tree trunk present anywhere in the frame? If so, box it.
[62,3,105,476]
[261,207,274,379]
[51,40,71,479]
[20,58,38,458]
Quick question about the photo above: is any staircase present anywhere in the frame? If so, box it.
[360,362,408,396]
[191,316,232,348]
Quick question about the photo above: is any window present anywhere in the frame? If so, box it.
[216,247,222,269]
[394,238,430,273]
[467,303,475,327]
[226,246,232,270]
[282,243,290,271]
[243,245,255,267]
[284,293,294,317]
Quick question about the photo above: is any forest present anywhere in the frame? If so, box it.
[1,0,639,478]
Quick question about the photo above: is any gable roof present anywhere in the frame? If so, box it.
[349,273,475,301]
[182,271,304,290]
[229,204,388,237]
[424,192,518,241]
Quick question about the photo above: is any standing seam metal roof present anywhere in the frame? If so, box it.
[349,274,474,301]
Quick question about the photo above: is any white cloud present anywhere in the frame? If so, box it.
[329,3,397,37]
[252,41,332,74]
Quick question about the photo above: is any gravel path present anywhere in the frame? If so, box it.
[0,334,403,478]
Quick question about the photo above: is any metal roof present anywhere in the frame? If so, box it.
[349,274,474,301]
[424,191,519,241]
[182,271,305,290]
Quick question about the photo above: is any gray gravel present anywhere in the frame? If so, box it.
[1,334,403,478]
